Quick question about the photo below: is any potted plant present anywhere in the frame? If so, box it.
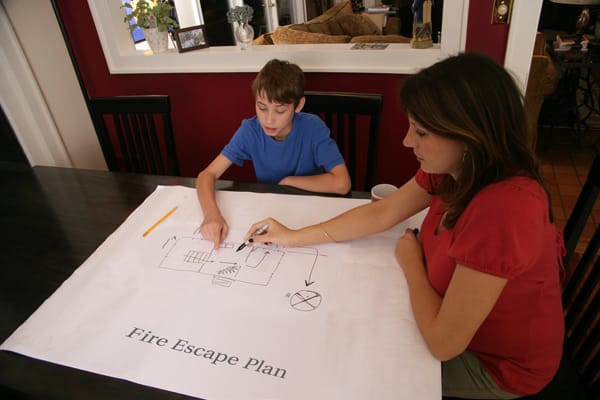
[122,0,178,53]
[227,5,254,50]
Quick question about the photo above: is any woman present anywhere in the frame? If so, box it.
[245,52,565,399]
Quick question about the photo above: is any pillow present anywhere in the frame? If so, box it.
[253,33,273,45]
[305,18,345,35]
[350,34,411,44]
[337,14,380,37]
[287,23,310,32]
[271,27,351,44]
[311,1,353,23]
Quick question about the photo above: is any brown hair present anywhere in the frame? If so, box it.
[399,52,551,228]
[251,59,304,107]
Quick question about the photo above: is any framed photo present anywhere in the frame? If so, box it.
[173,25,209,53]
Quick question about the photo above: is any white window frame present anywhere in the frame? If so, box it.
[88,0,470,74]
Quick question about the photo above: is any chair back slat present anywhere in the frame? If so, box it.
[303,91,383,191]
[558,153,600,394]
[89,95,179,175]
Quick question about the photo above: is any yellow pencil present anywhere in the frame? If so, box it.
[142,206,178,237]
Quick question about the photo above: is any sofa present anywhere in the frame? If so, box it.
[253,2,411,45]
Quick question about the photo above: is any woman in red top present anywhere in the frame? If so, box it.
[246,52,565,398]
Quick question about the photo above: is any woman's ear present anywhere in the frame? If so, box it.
[295,96,306,113]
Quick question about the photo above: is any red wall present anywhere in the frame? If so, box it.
[54,0,508,187]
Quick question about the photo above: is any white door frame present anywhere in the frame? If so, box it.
[0,3,71,167]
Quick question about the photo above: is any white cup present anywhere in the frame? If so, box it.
[371,183,397,202]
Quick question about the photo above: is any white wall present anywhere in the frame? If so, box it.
[1,0,106,170]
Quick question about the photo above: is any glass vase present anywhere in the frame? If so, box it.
[234,22,254,50]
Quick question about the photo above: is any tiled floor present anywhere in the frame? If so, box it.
[537,126,599,270]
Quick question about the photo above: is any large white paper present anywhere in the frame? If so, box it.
[1,186,439,400]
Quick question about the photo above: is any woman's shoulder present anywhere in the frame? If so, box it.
[482,176,547,203]
[466,176,549,221]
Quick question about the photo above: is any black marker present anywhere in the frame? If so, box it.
[236,223,269,252]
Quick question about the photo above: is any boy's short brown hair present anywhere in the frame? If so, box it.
[251,59,304,107]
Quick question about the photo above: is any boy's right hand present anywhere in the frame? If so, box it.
[200,215,229,250]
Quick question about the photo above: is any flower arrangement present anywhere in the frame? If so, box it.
[227,5,254,25]
[122,0,178,32]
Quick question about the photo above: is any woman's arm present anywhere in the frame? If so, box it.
[396,233,507,361]
[250,177,431,247]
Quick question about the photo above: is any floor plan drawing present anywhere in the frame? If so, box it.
[159,237,320,290]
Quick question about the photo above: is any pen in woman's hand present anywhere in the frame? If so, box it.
[236,223,269,252]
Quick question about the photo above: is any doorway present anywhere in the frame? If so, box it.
[0,105,28,164]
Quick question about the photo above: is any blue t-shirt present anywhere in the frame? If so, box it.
[221,112,346,184]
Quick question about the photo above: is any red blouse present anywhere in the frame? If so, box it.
[415,169,564,395]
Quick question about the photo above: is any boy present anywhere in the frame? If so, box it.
[196,59,351,249]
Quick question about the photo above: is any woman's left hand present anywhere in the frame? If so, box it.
[395,228,424,271]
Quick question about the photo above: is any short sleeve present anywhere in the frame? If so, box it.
[415,169,432,191]
[312,122,345,172]
[415,169,445,192]
[448,179,550,278]
[221,118,256,166]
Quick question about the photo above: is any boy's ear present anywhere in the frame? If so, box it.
[295,96,306,113]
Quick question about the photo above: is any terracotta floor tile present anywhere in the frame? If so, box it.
[538,139,598,262]
[553,165,578,176]
[558,183,584,196]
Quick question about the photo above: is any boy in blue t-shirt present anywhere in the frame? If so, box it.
[196,59,351,249]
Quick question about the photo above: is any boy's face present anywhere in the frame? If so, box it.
[255,91,304,141]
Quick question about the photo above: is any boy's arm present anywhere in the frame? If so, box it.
[196,154,233,249]
[278,163,351,194]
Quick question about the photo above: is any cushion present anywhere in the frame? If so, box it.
[350,34,411,44]
[270,26,351,44]
[300,2,352,36]
[253,33,273,45]
[287,23,310,33]
[337,14,380,36]
[304,18,345,35]
[311,1,353,23]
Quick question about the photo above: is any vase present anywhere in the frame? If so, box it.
[143,27,169,54]
[234,22,254,50]
[410,0,433,49]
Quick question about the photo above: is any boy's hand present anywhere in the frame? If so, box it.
[200,215,229,250]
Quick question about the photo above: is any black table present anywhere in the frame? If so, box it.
[0,163,368,400]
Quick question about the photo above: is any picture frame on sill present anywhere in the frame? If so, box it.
[174,25,209,53]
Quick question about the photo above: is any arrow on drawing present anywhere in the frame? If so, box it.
[304,257,317,286]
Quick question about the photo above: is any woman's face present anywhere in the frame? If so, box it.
[403,116,467,180]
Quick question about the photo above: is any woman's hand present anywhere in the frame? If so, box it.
[395,228,424,272]
[244,218,299,247]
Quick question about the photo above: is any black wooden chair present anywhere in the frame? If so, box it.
[302,91,383,191]
[88,95,179,175]
[531,153,600,400]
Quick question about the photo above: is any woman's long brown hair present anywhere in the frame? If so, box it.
[400,52,552,228]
